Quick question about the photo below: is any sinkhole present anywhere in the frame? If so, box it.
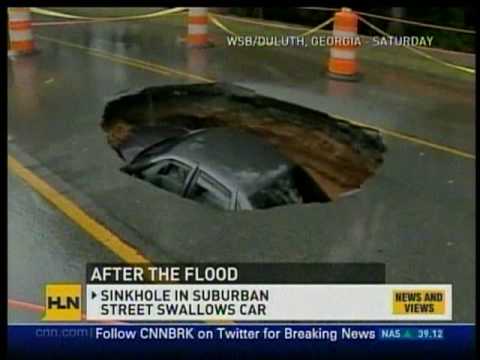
[100,83,386,211]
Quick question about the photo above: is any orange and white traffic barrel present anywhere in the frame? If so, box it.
[186,8,211,47]
[8,7,36,57]
[10,56,40,111]
[327,7,360,80]
[187,47,208,76]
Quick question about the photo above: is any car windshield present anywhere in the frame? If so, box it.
[249,173,303,209]
[131,137,183,164]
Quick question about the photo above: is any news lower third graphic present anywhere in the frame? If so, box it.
[16,264,470,358]
[41,264,452,322]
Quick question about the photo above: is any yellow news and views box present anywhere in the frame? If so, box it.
[393,289,445,315]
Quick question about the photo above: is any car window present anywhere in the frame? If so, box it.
[188,171,232,210]
[143,160,192,195]
[133,138,181,162]
[249,173,303,209]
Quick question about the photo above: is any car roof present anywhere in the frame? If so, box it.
[116,126,189,163]
[166,127,294,195]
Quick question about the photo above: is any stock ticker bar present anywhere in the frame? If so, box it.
[8,324,475,359]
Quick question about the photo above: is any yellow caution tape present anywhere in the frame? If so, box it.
[30,7,187,21]
[356,10,475,34]
[358,16,475,75]
[30,7,88,19]
[208,14,239,36]
[211,13,310,32]
[209,13,333,38]
[406,45,475,74]
[30,7,473,75]
[300,7,475,34]
[298,17,334,37]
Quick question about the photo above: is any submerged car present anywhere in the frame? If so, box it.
[116,125,330,211]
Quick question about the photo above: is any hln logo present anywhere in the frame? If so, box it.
[42,284,82,321]
[48,296,80,309]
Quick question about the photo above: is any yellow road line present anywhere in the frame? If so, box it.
[9,154,233,324]
[35,36,171,76]
[37,35,474,160]
[90,51,172,76]
[103,51,215,83]
[8,156,229,322]
[331,113,475,160]
[8,155,150,264]
[37,35,214,83]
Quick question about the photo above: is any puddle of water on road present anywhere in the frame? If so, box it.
[100,83,386,206]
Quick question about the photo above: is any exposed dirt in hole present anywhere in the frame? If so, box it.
[101,83,386,200]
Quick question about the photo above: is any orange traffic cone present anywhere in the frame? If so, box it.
[328,7,360,81]
[186,8,212,47]
[8,7,37,58]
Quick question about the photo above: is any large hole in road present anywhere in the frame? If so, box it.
[101,83,386,211]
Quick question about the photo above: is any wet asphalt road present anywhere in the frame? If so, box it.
[8,169,119,322]
[8,14,475,322]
